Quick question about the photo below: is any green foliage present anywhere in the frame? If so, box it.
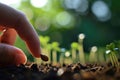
[106,43,115,51]
[39,36,50,47]
[106,40,120,57]
[51,42,60,51]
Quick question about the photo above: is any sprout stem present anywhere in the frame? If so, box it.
[71,49,77,63]
[52,50,57,65]
[78,41,85,64]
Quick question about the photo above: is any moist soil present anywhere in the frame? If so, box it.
[0,62,120,80]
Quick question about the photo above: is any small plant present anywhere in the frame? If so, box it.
[51,42,60,65]
[106,41,120,69]
[78,33,85,64]
[89,46,98,63]
[71,42,79,63]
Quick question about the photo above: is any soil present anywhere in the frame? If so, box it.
[0,62,120,80]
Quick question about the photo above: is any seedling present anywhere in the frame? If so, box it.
[78,33,85,64]
[89,46,98,63]
[106,42,120,70]
[71,42,79,63]
[64,51,72,64]
[51,42,60,65]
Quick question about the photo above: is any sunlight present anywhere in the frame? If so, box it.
[30,0,48,8]
[0,0,21,7]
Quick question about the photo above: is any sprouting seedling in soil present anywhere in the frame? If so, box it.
[51,42,60,65]
[71,42,79,63]
[78,33,85,64]
[89,46,98,63]
[106,42,120,68]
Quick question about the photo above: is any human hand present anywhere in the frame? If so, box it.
[0,3,48,66]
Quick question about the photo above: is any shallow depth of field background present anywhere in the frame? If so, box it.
[1,0,120,64]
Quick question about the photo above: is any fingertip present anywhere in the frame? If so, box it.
[14,49,27,65]
[0,44,27,66]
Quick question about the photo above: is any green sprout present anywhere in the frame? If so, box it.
[106,42,120,69]
[71,42,79,63]
[64,51,72,64]
[51,42,60,65]
[78,33,85,64]
[89,46,98,63]
[46,44,52,63]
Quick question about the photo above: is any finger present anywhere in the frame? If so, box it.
[16,21,48,61]
[15,20,48,61]
[0,28,17,45]
[0,3,48,61]
[0,43,27,66]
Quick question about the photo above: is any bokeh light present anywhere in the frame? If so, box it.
[57,68,64,76]
[65,51,70,57]
[64,0,73,9]
[61,48,66,53]
[30,0,48,8]
[64,0,88,14]
[35,17,50,31]
[78,33,85,40]
[0,0,21,8]
[91,46,98,52]
[91,1,111,21]
[74,0,88,13]
[55,11,74,28]
[106,50,111,54]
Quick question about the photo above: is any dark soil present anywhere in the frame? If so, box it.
[0,62,120,80]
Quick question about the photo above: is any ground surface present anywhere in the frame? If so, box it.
[0,62,120,80]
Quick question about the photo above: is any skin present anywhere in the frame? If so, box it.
[0,3,48,66]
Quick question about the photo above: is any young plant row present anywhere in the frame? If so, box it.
[37,34,120,67]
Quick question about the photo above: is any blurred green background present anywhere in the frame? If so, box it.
[1,0,120,62]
